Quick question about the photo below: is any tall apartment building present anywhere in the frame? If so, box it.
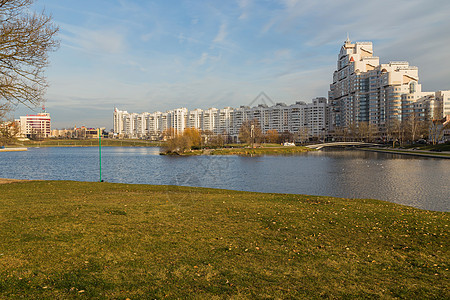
[329,38,420,130]
[113,99,329,141]
[329,38,449,132]
[437,91,450,117]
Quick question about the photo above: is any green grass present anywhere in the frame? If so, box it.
[17,139,161,147]
[405,142,450,152]
[210,146,313,156]
[0,181,448,299]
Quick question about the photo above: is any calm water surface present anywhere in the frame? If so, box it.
[1,147,448,212]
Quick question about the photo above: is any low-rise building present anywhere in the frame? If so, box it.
[51,126,103,139]
[18,112,51,138]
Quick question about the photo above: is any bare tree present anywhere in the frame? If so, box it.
[356,122,368,142]
[0,0,59,116]
[356,122,378,142]
[238,119,263,145]
[298,127,309,143]
[404,113,426,143]
[161,128,176,140]
[387,118,405,147]
[428,117,449,145]
[206,134,225,148]
[347,122,358,142]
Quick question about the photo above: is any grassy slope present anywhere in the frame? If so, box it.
[0,181,448,299]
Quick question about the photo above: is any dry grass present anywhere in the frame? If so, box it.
[0,181,448,299]
[0,178,26,184]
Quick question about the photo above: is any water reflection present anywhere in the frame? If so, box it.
[0,147,448,212]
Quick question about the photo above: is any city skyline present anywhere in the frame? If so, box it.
[12,0,450,130]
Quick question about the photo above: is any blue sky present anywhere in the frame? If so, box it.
[13,0,450,129]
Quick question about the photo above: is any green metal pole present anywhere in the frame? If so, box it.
[99,130,102,182]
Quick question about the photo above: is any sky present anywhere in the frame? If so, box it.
[12,0,450,129]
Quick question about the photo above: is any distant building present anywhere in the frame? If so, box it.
[113,98,329,142]
[18,112,51,138]
[329,38,421,130]
[329,38,449,133]
[436,90,450,117]
[51,126,103,139]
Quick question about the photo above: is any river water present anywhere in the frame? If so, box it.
[0,147,448,212]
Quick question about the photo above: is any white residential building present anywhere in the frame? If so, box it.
[329,38,420,129]
[113,98,329,141]
[329,38,449,134]
[436,90,450,117]
[18,112,51,138]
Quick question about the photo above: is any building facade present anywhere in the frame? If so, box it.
[329,38,449,133]
[51,126,103,139]
[18,112,51,138]
[113,99,329,141]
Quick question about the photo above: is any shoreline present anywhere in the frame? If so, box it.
[0,178,28,184]
[161,146,315,156]
[361,147,450,159]
[0,147,27,152]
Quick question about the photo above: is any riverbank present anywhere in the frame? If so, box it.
[0,180,448,299]
[13,139,161,148]
[0,147,27,152]
[162,146,314,156]
[362,147,450,159]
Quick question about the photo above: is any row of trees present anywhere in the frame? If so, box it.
[162,120,309,154]
[163,128,228,154]
[332,115,449,145]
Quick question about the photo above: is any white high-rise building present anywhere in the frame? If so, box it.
[217,107,233,135]
[171,108,188,134]
[188,109,203,129]
[305,97,328,137]
[113,108,126,134]
[329,38,420,130]
[202,108,218,133]
[436,91,450,117]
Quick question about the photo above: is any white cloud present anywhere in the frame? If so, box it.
[237,0,252,20]
[194,52,222,67]
[213,23,228,43]
[37,0,450,128]
[61,23,127,55]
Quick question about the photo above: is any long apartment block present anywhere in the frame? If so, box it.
[113,97,328,140]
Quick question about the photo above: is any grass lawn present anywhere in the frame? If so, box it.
[172,146,314,156]
[210,146,312,156]
[0,181,448,299]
